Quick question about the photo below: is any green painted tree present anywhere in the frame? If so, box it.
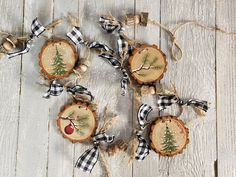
[52,47,66,75]
[162,124,178,153]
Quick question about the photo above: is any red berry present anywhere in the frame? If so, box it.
[64,123,74,134]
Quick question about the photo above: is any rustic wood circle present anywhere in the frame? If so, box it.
[57,102,97,143]
[150,116,189,156]
[39,39,78,79]
[129,44,167,84]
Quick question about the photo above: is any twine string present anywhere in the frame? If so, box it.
[147,18,236,61]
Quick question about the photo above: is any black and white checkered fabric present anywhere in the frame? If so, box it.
[98,53,121,68]
[67,26,84,46]
[43,80,64,98]
[67,85,94,101]
[98,52,130,96]
[135,135,151,161]
[75,133,114,173]
[134,104,153,161]
[98,15,134,95]
[75,146,99,173]
[92,133,114,143]
[157,94,208,112]
[88,41,114,53]
[117,34,129,59]
[99,16,132,59]
[137,104,153,129]
[99,16,122,33]
[67,26,130,96]
[120,68,129,96]
[8,18,45,58]
[30,18,46,37]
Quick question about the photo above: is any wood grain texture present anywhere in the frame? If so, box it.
[16,1,53,177]
[74,1,134,176]
[133,1,161,177]
[46,1,79,177]
[216,1,236,177]
[0,1,23,177]
[160,0,216,177]
[0,0,235,176]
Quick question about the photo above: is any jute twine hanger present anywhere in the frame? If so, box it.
[124,12,236,61]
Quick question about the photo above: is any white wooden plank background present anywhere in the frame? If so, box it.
[0,0,235,177]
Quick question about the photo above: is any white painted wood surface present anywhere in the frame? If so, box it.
[0,0,235,177]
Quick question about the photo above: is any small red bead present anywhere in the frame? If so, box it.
[64,124,74,134]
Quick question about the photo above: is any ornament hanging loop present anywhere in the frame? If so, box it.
[170,35,183,62]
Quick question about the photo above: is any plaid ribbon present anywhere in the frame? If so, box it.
[137,104,153,129]
[99,16,123,33]
[7,18,45,58]
[43,80,64,98]
[156,94,208,112]
[135,135,151,161]
[117,34,132,60]
[67,27,129,96]
[43,80,93,100]
[67,85,94,101]
[67,27,113,51]
[99,16,133,60]
[98,52,129,96]
[135,104,153,161]
[75,133,114,173]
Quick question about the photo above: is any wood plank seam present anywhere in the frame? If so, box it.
[14,0,25,176]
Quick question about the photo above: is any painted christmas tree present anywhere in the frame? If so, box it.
[162,124,178,153]
[52,46,66,75]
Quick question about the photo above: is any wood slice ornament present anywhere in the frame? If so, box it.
[57,102,96,143]
[129,44,167,84]
[150,116,189,156]
[39,39,78,79]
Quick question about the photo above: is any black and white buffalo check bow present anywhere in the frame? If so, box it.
[7,18,45,58]
[156,94,208,112]
[75,133,114,173]
[135,104,153,161]
[67,26,130,96]
[67,27,114,52]
[117,34,134,60]
[99,16,133,60]
[99,16,123,33]
[67,27,84,46]
[43,80,64,98]
[67,85,94,101]
[43,80,94,100]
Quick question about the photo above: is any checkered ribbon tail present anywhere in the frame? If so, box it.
[88,41,114,53]
[117,34,133,59]
[135,135,151,161]
[67,85,94,101]
[67,26,130,96]
[157,94,208,112]
[98,53,130,96]
[137,104,153,129]
[134,104,153,161]
[67,26,84,46]
[8,18,45,58]
[99,16,132,59]
[67,27,115,53]
[43,80,64,98]
[75,133,114,173]
[99,16,123,33]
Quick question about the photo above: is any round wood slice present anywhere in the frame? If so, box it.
[57,102,96,143]
[129,44,167,84]
[150,116,189,156]
[39,39,77,79]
